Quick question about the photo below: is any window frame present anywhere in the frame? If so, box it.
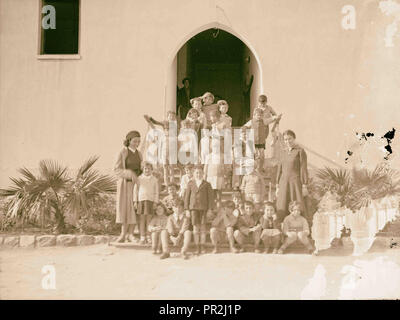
[37,0,81,60]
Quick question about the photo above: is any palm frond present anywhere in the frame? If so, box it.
[76,156,99,178]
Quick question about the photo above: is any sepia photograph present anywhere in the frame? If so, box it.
[0,0,400,304]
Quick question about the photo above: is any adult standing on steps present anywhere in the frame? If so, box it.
[275,130,309,223]
[114,131,143,243]
[177,77,192,121]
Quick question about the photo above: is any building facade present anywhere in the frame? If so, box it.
[0,0,399,186]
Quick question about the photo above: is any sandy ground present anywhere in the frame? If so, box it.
[1,244,400,300]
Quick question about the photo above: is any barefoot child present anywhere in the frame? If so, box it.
[133,161,159,244]
[278,200,314,254]
[148,203,168,254]
[259,201,281,254]
[210,200,238,253]
[160,199,192,260]
[234,201,262,253]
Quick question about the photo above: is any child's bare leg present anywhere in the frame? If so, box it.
[126,224,136,242]
[253,229,262,252]
[210,227,219,253]
[233,230,245,252]
[262,235,271,253]
[151,232,159,253]
[271,235,281,253]
[138,215,146,242]
[182,230,192,258]
[278,233,297,253]
[160,230,170,259]
[117,223,127,242]
[298,231,314,252]
[226,227,237,253]
[145,215,152,242]
[193,225,200,254]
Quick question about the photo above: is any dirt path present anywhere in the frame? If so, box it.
[1,245,400,299]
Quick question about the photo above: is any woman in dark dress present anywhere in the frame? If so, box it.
[275,130,309,223]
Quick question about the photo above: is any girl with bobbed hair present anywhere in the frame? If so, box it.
[114,130,143,243]
[275,129,309,223]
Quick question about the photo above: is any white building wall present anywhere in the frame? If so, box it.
[0,0,399,186]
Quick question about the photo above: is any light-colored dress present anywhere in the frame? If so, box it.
[205,154,225,190]
[114,147,142,224]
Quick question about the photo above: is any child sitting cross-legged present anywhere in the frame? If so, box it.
[277,200,314,254]
[160,199,192,260]
[259,201,281,254]
[210,200,239,254]
[148,203,168,254]
[233,201,262,253]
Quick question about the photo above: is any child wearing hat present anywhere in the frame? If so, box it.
[160,199,192,260]
[133,161,159,244]
[148,203,168,254]
[217,100,232,128]
[114,130,142,243]
[210,200,238,253]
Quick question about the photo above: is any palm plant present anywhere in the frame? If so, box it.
[64,156,117,223]
[349,164,400,210]
[0,157,116,234]
[313,167,352,206]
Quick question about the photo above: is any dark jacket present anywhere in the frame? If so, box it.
[184,180,214,211]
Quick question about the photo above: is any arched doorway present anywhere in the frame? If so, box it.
[169,25,262,127]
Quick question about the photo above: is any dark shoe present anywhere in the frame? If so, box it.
[160,253,170,260]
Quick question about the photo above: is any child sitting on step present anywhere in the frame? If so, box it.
[259,201,281,254]
[234,201,262,253]
[148,203,168,254]
[160,199,192,260]
[278,200,314,254]
[210,200,238,254]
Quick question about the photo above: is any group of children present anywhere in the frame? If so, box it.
[116,93,315,259]
[125,163,314,260]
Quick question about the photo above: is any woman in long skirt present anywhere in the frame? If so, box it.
[275,130,309,223]
[114,131,142,242]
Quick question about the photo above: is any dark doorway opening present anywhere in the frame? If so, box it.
[176,28,253,127]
